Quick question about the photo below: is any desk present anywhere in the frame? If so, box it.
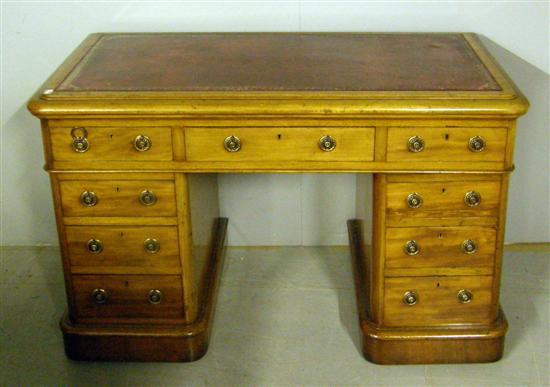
[28,33,528,364]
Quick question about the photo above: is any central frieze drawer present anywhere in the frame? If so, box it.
[65,226,181,269]
[383,275,493,327]
[185,127,375,161]
[60,180,177,217]
[72,274,184,319]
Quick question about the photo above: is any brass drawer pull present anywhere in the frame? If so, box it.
[464,191,481,207]
[404,240,420,255]
[148,289,163,304]
[91,288,108,304]
[139,190,157,206]
[468,136,486,152]
[144,238,160,254]
[406,193,423,209]
[408,136,425,152]
[457,289,473,304]
[70,127,89,153]
[319,135,337,152]
[134,134,152,152]
[224,135,241,152]
[86,238,103,254]
[80,191,98,207]
[403,291,418,306]
[462,239,477,254]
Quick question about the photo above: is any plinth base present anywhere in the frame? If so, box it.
[61,218,228,362]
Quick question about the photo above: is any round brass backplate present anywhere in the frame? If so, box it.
[408,136,425,152]
[319,135,337,152]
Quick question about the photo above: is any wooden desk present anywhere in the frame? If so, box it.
[28,33,528,364]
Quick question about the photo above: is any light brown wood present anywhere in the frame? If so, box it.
[60,179,177,217]
[383,275,493,327]
[387,127,507,163]
[72,274,184,320]
[384,226,496,275]
[185,127,375,161]
[65,225,180,269]
[50,126,173,161]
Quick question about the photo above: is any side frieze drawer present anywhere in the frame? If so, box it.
[59,180,177,217]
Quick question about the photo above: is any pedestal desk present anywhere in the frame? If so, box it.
[28,33,529,364]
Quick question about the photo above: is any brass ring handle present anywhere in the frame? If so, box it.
[86,238,103,254]
[319,135,337,152]
[408,136,425,152]
[147,289,163,304]
[457,289,473,304]
[403,291,418,306]
[404,240,420,256]
[139,190,157,206]
[406,193,423,209]
[91,288,108,304]
[462,239,477,254]
[80,191,98,207]
[71,127,89,153]
[134,135,152,152]
[468,136,486,152]
[144,238,160,254]
[224,135,241,152]
[464,191,481,207]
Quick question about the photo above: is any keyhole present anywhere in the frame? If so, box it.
[109,133,114,140]
[124,281,129,287]
[441,187,446,193]
[120,231,124,238]
[277,134,282,140]
[436,282,440,288]
[438,233,443,239]
[116,187,120,192]
[444,133,449,140]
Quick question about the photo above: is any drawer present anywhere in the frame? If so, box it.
[387,127,507,162]
[60,180,176,217]
[72,274,184,319]
[385,226,496,275]
[50,126,173,161]
[383,276,493,327]
[185,127,375,162]
[66,226,180,269]
[385,176,501,226]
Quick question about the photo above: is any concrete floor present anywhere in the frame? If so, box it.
[0,245,548,386]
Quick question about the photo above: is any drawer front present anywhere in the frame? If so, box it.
[385,226,496,273]
[60,180,176,217]
[387,127,507,162]
[383,276,493,327]
[66,226,180,269]
[72,275,184,319]
[386,178,501,225]
[185,127,375,161]
[50,126,173,161]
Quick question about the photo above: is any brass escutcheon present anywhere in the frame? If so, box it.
[468,136,486,152]
[86,238,103,254]
[319,135,337,152]
[70,127,89,153]
[408,136,425,152]
[462,239,477,254]
[457,289,473,304]
[144,238,160,254]
[80,191,98,207]
[403,291,418,306]
[406,193,423,209]
[91,288,108,304]
[139,190,157,206]
[147,289,163,304]
[404,240,420,256]
[134,134,152,152]
[464,191,481,207]
[224,135,241,152]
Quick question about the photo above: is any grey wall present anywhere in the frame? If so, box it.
[1,2,548,246]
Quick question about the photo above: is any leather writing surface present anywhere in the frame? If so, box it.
[58,33,501,92]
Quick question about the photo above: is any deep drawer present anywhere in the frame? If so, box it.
[185,127,375,162]
[50,126,173,161]
[72,274,184,319]
[387,127,507,163]
[60,180,177,217]
[65,226,180,270]
[383,275,493,327]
